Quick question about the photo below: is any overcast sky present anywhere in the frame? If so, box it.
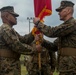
[0,0,76,42]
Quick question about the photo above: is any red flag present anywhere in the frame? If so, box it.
[34,0,52,21]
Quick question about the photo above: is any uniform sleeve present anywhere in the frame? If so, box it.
[41,39,58,51]
[37,21,76,37]
[49,51,56,72]
[2,27,33,55]
[17,32,34,44]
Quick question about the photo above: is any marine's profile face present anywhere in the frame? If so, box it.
[8,12,17,25]
[58,7,69,21]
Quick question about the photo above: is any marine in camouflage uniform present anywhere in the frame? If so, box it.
[33,1,76,75]
[24,41,56,75]
[0,6,34,75]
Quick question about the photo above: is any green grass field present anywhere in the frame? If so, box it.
[21,64,28,75]
[20,55,59,75]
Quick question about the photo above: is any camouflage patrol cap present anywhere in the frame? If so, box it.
[56,1,74,12]
[0,6,19,17]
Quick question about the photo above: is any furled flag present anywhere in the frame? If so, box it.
[32,0,52,72]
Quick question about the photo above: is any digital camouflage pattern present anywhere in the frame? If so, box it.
[36,17,76,75]
[0,57,21,75]
[24,42,56,75]
[0,23,34,75]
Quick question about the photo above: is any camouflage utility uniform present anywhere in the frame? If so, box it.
[24,42,56,75]
[35,17,76,75]
[0,23,34,75]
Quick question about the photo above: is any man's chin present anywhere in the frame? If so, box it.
[60,18,63,21]
[13,23,17,26]
[14,22,17,25]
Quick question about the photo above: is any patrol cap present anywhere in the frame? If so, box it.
[0,6,19,17]
[56,1,74,12]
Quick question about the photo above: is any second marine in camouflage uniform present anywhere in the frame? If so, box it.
[33,1,76,75]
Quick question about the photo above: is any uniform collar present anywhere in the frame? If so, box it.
[64,17,74,24]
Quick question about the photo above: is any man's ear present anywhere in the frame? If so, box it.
[67,7,72,14]
[4,12,9,19]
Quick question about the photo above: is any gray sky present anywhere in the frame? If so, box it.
[0,0,76,42]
